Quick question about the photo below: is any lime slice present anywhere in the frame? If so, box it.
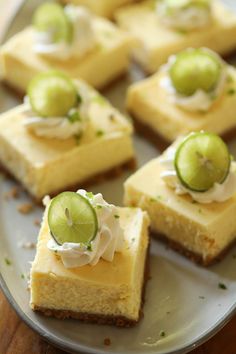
[169,49,222,96]
[174,132,230,192]
[27,71,78,117]
[32,2,73,43]
[48,192,98,245]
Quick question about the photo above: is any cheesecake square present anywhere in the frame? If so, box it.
[0,80,134,201]
[62,0,136,18]
[30,206,150,326]
[115,0,236,73]
[127,65,236,145]
[124,156,236,266]
[0,17,133,92]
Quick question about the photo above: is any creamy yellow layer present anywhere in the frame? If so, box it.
[30,207,150,320]
[127,67,236,142]
[0,80,134,200]
[62,0,135,18]
[0,18,133,92]
[115,0,236,73]
[124,158,236,263]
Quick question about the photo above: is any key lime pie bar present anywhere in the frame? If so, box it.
[0,71,135,201]
[124,132,236,265]
[30,190,150,326]
[127,48,236,145]
[115,0,236,73]
[62,0,136,18]
[0,2,134,92]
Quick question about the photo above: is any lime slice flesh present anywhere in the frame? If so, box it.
[169,49,222,96]
[28,71,78,117]
[48,192,98,246]
[32,2,73,43]
[174,132,230,192]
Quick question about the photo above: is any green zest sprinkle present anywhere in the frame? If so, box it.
[210,94,217,101]
[77,93,82,104]
[96,130,104,137]
[96,205,103,209]
[227,88,235,95]
[150,196,163,202]
[21,274,25,279]
[109,114,116,121]
[68,110,82,123]
[114,215,120,219]
[92,95,107,106]
[4,258,12,266]
[160,331,166,337]
[176,29,187,35]
[87,244,92,251]
[191,200,198,204]
[218,282,227,290]
[86,192,94,199]
[198,109,207,114]
[199,295,205,299]
[74,133,82,144]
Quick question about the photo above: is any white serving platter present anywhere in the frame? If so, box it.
[1,1,236,353]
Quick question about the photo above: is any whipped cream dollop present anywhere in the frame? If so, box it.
[160,52,227,112]
[23,87,89,139]
[33,5,96,60]
[156,0,211,31]
[23,115,85,139]
[47,190,124,268]
[160,141,236,203]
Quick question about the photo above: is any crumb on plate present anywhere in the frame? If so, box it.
[4,186,20,200]
[34,218,41,227]
[17,203,33,214]
[103,338,111,346]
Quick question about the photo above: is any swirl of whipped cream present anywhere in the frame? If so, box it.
[33,5,96,60]
[160,140,236,203]
[156,0,211,31]
[23,85,89,139]
[47,190,124,268]
[160,50,227,112]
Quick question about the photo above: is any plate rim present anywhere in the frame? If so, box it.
[1,0,236,353]
[1,261,236,354]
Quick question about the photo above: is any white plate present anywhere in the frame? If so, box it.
[1,1,236,353]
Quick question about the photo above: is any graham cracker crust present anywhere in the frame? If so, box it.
[153,231,236,267]
[131,114,170,152]
[32,241,150,327]
[0,157,136,204]
[131,112,236,152]
[32,307,139,327]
